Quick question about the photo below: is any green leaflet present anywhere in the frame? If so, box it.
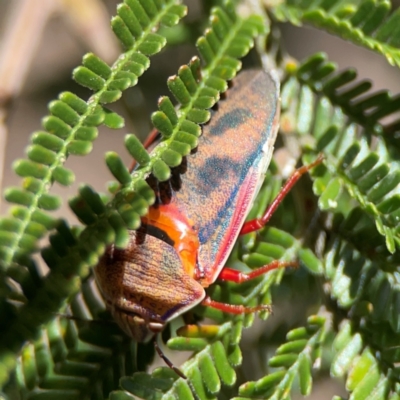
[0,0,187,273]
[2,0,400,399]
[238,316,327,399]
[272,0,400,68]
[0,1,268,397]
[282,52,400,253]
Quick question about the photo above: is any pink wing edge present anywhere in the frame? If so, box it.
[208,96,280,283]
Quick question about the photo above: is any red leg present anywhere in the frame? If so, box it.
[240,154,324,235]
[202,296,272,314]
[218,260,298,283]
[201,156,322,316]
[202,261,297,314]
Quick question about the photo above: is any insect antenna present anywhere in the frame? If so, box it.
[154,338,187,379]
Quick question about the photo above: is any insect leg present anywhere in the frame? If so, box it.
[201,262,297,315]
[202,296,272,314]
[154,339,187,379]
[208,259,298,316]
[218,260,298,283]
[240,154,324,235]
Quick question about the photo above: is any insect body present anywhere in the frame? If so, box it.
[95,69,308,342]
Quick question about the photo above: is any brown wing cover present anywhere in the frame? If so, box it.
[95,230,205,324]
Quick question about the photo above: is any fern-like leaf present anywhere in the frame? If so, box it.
[281,53,400,253]
[331,320,399,399]
[237,315,327,399]
[0,2,265,390]
[3,1,400,398]
[279,52,400,398]
[0,0,186,273]
[271,0,400,68]
[6,279,139,399]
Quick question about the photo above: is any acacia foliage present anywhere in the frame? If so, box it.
[0,0,399,399]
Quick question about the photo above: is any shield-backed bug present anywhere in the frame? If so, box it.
[94,68,323,347]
